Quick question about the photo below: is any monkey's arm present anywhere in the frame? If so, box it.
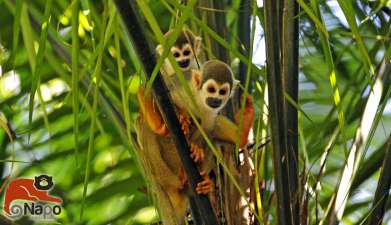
[137,88,170,136]
[214,96,254,148]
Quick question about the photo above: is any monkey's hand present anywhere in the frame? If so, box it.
[138,88,170,137]
[177,109,191,136]
[235,95,255,148]
[196,171,213,195]
[190,143,205,163]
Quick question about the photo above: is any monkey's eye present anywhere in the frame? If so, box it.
[219,89,227,95]
[173,52,180,58]
[207,85,216,93]
[183,49,191,56]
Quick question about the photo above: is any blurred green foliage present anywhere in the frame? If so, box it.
[0,0,390,224]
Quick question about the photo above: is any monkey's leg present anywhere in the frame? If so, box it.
[190,143,205,163]
[235,96,254,148]
[177,108,191,135]
[137,88,170,136]
[196,171,213,195]
[179,150,212,195]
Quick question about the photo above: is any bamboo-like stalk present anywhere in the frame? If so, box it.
[237,0,251,100]
[198,0,229,62]
[282,0,299,224]
[263,0,293,224]
[113,1,218,224]
[366,134,391,225]
[212,0,229,62]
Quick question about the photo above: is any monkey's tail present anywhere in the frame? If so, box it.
[134,117,186,225]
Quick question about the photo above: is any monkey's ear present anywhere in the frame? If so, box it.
[194,36,202,55]
[231,79,240,96]
[156,44,164,56]
[233,79,240,90]
[191,69,202,89]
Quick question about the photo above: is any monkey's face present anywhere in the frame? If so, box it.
[200,79,231,112]
[171,44,194,71]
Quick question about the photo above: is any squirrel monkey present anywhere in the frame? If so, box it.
[156,28,201,76]
[188,60,254,193]
[138,28,202,137]
[135,29,254,224]
[136,28,207,225]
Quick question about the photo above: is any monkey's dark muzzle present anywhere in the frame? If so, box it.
[178,59,190,68]
[207,98,222,108]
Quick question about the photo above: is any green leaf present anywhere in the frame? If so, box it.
[71,0,80,166]
[11,0,23,67]
[23,0,53,145]
[296,0,329,38]
[80,1,111,220]
[336,0,374,76]
[128,74,142,95]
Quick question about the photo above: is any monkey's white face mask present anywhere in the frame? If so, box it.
[156,36,201,77]
[170,43,197,71]
[191,70,239,114]
[200,79,230,112]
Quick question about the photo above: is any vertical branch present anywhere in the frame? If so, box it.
[264,0,293,224]
[113,1,218,225]
[212,0,229,62]
[198,0,229,62]
[237,0,251,100]
[282,0,299,224]
[208,0,234,118]
[366,135,391,225]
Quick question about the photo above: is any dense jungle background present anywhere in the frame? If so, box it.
[0,0,390,224]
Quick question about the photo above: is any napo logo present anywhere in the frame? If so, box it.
[3,174,63,220]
